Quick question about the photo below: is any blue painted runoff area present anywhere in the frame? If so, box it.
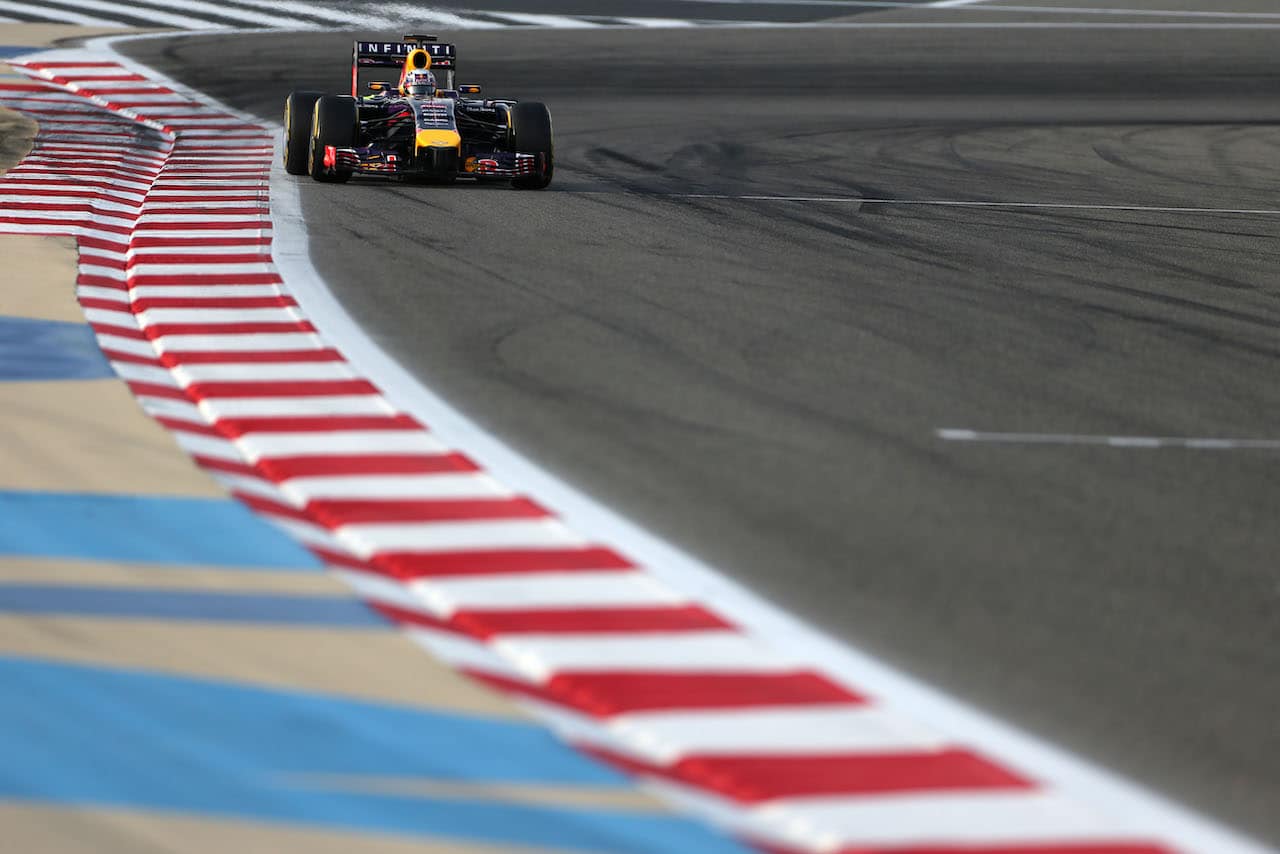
[0,315,115,381]
[0,46,31,59]
[0,657,754,854]
[0,491,322,569]
[0,585,383,626]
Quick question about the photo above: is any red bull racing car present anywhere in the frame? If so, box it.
[283,34,553,189]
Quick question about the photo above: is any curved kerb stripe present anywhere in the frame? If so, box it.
[0,61,1183,854]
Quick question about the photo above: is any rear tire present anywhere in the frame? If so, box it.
[307,95,358,184]
[283,90,321,176]
[509,101,553,190]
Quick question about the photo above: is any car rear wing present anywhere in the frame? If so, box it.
[351,36,456,96]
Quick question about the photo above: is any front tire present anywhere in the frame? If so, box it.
[283,90,322,176]
[509,101,553,190]
[307,95,358,184]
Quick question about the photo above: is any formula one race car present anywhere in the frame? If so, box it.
[283,34,553,189]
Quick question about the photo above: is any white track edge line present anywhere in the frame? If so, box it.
[34,31,1269,854]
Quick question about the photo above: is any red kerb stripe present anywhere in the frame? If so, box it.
[134,222,268,232]
[375,547,636,578]
[49,74,147,82]
[158,349,344,365]
[124,274,282,287]
[126,254,273,267]
[582,747,1034,803]
[184,380,377,399]
[258,453,477,479]
[469,670,865,716]
[371,601,732,640]
[129,236,272,248]
[214,414,423,435]
[126,297,297,310]
[307,497,548,526]
[126,381,185,400]
[452,604,733,637]
[135,321,316,336]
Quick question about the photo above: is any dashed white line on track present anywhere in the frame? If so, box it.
[938,429,1280,450]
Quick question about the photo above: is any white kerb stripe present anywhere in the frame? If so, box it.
[609,706,946,763]
[77,286,128,303]
[125,285,285,298]
[261,516,347,552]
[150,333,323,352]
[415,570,688,614]
[126,245,273,257]
[134,307,302,325]
[237,430,448,459]
[515,696,623,749]
[511,698,946,766]
[492,631,796,681]
[134,396,203,423]
[84,307,135,327]
[148,189,268,197]
[170,432,242,462]
[140,200,269,211]
[111,362,177,387]
[135,213,270,224]
[198,395,393,419]
[338,518,581,557]
[127,262,276,276]
[210,472,282,501]
[744,789,1146,848]
[278,474,510,501]
[330,568,426,612]
[406,626,527,680]
[89,93,193,103]
[93,334,154,357]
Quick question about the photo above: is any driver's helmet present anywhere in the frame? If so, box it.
[402,69,437,99]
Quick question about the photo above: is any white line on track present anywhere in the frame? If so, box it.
[610,192,1280,216]
[938,429,1280,450]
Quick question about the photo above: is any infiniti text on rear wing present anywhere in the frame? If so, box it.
[351,40,457,95]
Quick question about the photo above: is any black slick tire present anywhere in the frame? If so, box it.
[307,95,358,184]
[509,101,553,190]
[283,90,321,176]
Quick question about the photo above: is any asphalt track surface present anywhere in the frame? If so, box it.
[123,10,1280,845]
